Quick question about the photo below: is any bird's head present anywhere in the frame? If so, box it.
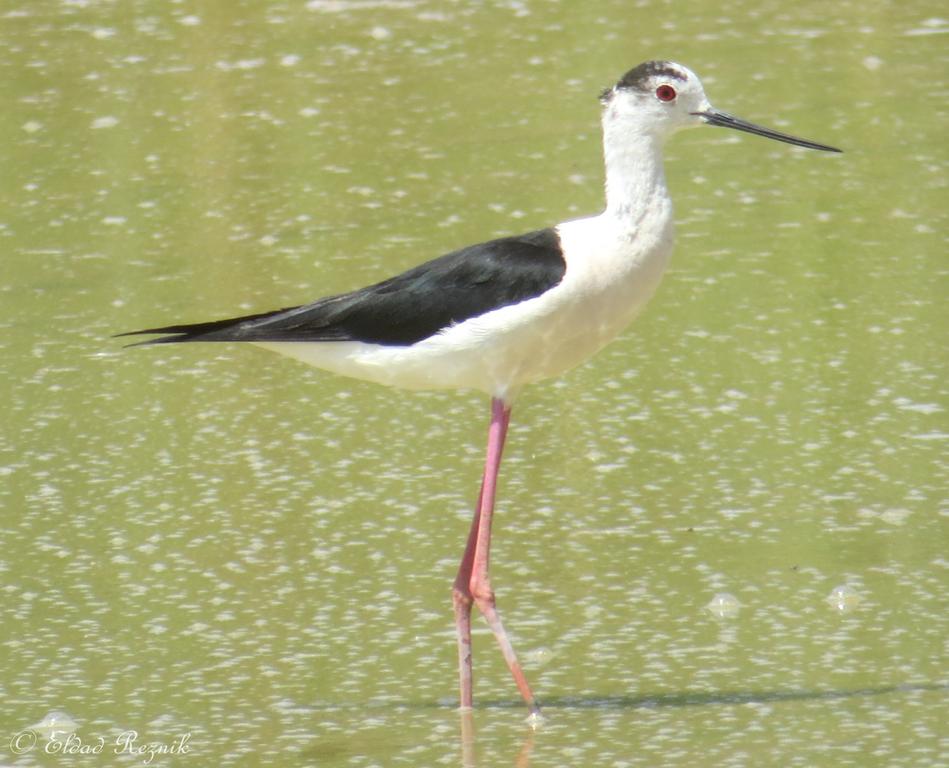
[600,60,841,153]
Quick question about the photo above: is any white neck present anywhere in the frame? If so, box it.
[601,116,670,226]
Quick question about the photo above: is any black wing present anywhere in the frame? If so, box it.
[120,228,565,347]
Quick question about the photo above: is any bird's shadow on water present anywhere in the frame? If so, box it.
[477,681,948,712]
[289,681,946,715]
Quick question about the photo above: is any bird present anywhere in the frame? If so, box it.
[120,60,840,717]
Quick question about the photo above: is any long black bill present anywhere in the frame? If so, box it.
[695,108,841,153]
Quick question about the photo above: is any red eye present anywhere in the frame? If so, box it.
[655,84,677,102]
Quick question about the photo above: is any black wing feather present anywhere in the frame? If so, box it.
[120,228,565,347]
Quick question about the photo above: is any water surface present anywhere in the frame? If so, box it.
[1,1,946,766]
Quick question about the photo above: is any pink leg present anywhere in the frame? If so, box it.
[452,397,540,714]
[452,480,483,710]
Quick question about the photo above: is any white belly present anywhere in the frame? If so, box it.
[258,210,673,401]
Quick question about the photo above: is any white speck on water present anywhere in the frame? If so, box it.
[904,17,948,36]
[90,116,119,129]
[22,120,43,133]
[178,14,201,26]
[525,709,547,730]
[28,711,79,738]
[216,58,266,71]
[862,55,883,70]
[280,54,301,66]
[523,646,556,666]
[706,593,741,618]
[858,506,913,526]
[880,508,913,525]
[910,431,948,441]
[889,208,916,219]
[369,26,393,40]
[826,584,861,613]
[893,397,942,414]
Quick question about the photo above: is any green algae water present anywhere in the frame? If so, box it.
[1,1,945,766]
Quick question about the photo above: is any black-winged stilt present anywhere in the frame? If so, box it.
[121,61,840,716]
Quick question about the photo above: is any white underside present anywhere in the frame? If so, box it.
[257,208,673,402]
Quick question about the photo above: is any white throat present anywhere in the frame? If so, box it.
[601,112,670,228]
